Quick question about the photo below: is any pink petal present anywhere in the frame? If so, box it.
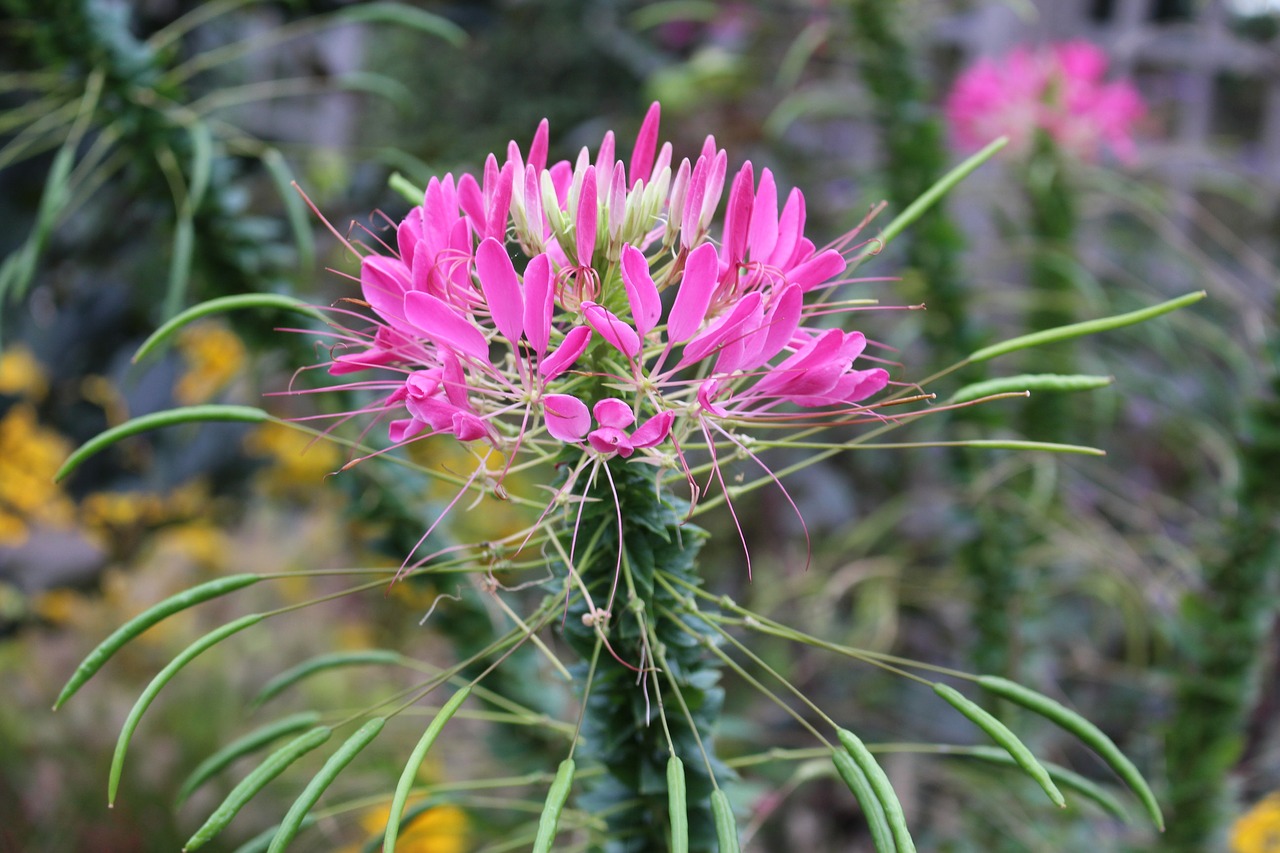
[475,237,524,344]
[540,326,593,382]
[595,130,615,177]
[722,162,755,266]
[630,410,674,449]
[699,150,728,231]
[457,172,485,230]
[755,284,803,367]
[388,417,428,443]
[593,397,636,430]
[361,255,412,331]
[788,249,846,292]
[452,411,490,442]
[680,155,708,246]
[667,242,719,343]
[404,291,490,360]
[768,188,804,269]
[582,301,641,359]
[485,160,515,241]
[528,118,549,173]
[576,165,597,268]
[544,393,590,442]
[588,427,634,457]
[629,102,661,187]
[697,379,729,417]
[620,244,661,336]
[522,253,554,358]
[747,168,778,261]
[678,290,761,369]
[608,161,627,240]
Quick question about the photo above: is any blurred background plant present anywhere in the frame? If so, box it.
[2,1,1278,851]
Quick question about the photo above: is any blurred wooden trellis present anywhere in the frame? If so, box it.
[934,0,1280,191]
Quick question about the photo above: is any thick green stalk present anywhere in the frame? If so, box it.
[1163,330,1280,848]
[559,461,725,852]
[1021,140,1081,442]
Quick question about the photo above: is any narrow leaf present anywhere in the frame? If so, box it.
[532,759,576,853]
[384,686,471,853]
[164,211,196,319]
[949,374,1113,405]
[968,292,1206,364]
[832,750,894,852]
[268,718,386,853]
[837,729,916,853]
[335,2,466,47]
[710,789,740,853]
[261,149,316,275]
[388,172,425,205]
[134,294,327,363]
[178,712,321,806]
[252,650,403,709]
[55,574,260,710]
[184,726,333,850]
[667,756,688,853]
[186,121,214,211]
[56,405,270,483]
[977,675,1164,831]
[110,613,264,805]
[933,682,1065,808]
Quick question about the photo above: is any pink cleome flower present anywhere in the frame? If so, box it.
[304,103,896,574]
[944,41,1146,164]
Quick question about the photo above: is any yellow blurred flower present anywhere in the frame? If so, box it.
[1235,792,1280,853]
[0,345,48,400]
[245,420,342,494]
[0,402,75,545]
[174,321,246,404]
[339,803,469,853]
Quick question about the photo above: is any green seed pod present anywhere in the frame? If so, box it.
[532,758,576,853]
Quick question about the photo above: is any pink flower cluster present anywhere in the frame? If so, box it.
[945,41,1146,164]
[314,103,891,524]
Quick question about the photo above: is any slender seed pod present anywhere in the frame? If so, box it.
[384,686,471,853]
[948,373,1113,405]
[177,712,321,805]
[532,758,576,853]
[55,574,260,711]
[967,292,1206,364]
[267,718,385,853]
[183,726,333,851]
[56,405,269,482]
[953,746,1130,823]
[251,651,404,709]
[933,682,1065,807]
[832,750,895,852]
[110,613,264,806]
[837,729,916,853]
[976,676,1164,831]
[667,755,689,853]
[711,789,740,853]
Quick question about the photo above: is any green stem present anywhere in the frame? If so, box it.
[557,460,726,852]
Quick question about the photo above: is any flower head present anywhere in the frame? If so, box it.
[945,41,1146,164]
[305,103,896,576]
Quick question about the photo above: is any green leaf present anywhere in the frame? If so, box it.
[56,405,270,483]
[260,149,316,275]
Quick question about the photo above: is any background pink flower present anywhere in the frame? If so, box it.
[945,41,1146,164]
